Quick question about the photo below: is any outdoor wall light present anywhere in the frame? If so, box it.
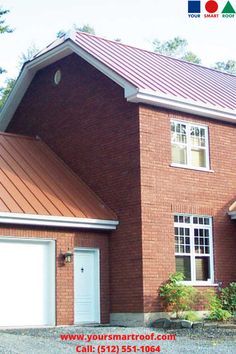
[63,249,73,263]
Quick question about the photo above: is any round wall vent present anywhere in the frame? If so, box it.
[54,70,61,85]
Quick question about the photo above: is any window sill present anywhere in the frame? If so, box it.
[182,282,218,287]
[170,163,214,173]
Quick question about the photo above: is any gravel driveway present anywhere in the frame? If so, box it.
[0,326,236,354]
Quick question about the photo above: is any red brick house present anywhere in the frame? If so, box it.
[0,31,235,327]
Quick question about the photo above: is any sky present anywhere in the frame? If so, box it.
[0,0,236,86]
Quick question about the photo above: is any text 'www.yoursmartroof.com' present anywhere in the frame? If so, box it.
[60,333,177,353]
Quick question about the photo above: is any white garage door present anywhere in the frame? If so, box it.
[0,237,55,327]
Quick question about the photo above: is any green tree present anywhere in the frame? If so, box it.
[57,24,95,38]
[153,37,187,57]
[0,7,13,74]
[153,36,201,64]
[18,43,39,70]
[213,60,236,75]
[0,78,15,109]
[182,51,201,64]
[0,44,39,109]
[0,7,12,34]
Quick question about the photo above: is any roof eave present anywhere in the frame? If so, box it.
[0,212,119,230]
[127,89,236,124]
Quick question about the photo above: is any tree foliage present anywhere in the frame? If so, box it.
[0,7,12,34]
[153,36,202,64]
[57,24,95,38]
[0,77,15,109]
[0,7,12,74]
[153,36,236,74]
[18,43,39,70]
[213,60,236,75]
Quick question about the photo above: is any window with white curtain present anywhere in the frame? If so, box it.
[171,120,209,170]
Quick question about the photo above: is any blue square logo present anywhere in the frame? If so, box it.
[188,1,201,13]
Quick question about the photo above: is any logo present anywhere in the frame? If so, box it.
[222,1,235,17]
[188,0,201,17]
[204,0,219,17]
[188,0,236,18]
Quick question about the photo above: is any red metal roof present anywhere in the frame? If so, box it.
[72,32,236,111]
[0,133,116,221]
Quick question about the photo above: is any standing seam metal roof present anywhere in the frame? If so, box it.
[71,32,236,111]
[0,132,116,220]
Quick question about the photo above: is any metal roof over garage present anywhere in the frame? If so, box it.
[0,132,117,229]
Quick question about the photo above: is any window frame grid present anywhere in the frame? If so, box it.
[171,120,210,171]
[174,214,214,285]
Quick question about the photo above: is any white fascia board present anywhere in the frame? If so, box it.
[0,39,136,131]
[127,89,236,124]
[0,212,119,230]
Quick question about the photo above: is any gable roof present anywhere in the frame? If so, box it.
[72,32,236,111]
[0,31,236,130]
[0,132,117,229]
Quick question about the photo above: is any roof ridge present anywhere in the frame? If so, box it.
[75,31,236,78]
[0,132,38,140]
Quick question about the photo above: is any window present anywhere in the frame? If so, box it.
[171,120,209,170]
[174,214,214,284]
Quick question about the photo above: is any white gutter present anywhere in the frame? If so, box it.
[0,212,119,230]
[127,89,236,124]
[228,211,236,220]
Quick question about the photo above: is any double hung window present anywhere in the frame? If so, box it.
[171,121,209,170]
[174,214,214,284]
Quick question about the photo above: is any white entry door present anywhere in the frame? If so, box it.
[74,249,100,323]
[0,237,55,327]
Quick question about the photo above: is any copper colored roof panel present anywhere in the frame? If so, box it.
[71,32,236,111]
[0,133,116,221]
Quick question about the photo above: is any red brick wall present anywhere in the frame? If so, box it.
[0,226,110,324]
[8,52,236,317]
[8,54,143,314]
[139,105,236,312]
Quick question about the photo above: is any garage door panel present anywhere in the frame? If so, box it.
[0,238,55,327]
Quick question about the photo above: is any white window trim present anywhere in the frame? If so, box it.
[171,119,210,171]
[174,214,214,285]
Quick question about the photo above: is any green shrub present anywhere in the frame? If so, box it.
[208,308,232,321]
[221,282,236,314]
[160,272,198,318]
[207,290,232,321]
[183,311,201,322]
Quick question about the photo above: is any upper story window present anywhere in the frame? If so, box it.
[171,120,210,170]
[174,214,214,285]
